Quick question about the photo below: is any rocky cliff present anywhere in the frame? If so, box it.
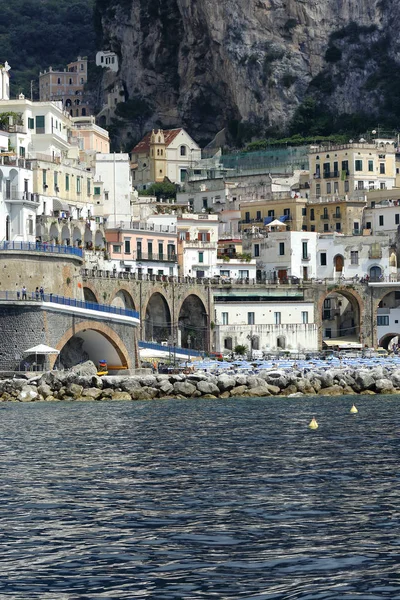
[96,0,400,142]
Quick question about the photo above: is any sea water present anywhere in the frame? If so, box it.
[1,396,400,599]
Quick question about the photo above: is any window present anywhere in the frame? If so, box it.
[147,242,153,258]
[87,179,91,195]
[42,169,47,186]
[344,180,349,192]
[248,312,255,325]
[368,160,374,172]
[19,146,25,157]
[76,177,81,194]
[122,239,130,254]
[355,159,363,171]
[377,315,389,326]
[220,270,230,277]
[336,222,341,231]
[379,215,384,226]
[324,223,329,231]
[65,174,69,191]
[380,182,386,190]
[137,241,142,259]
[239,270,249,279]
[28,118,34,129]
[222,312,229,325]
[310,208,315,221]
[301,311,308,324]
[256,210,261,221]
[274,312,281,325]
[327,182,331,194]
[320,252,327,266]
[267,210,275,217]
[380,163,385,174]
[302,207,307,216]
[366,221,372,229]
[396,214,400,225]
[54,171,59,192]
[283,208,291,216]
[334,181,339,194]
[180,145,187,156]
[316,184,321,196]
[302,241,308,259]
[325,328,332,339]
[279,242,285,256]
[323,207,328,218]
[35,115,45,134]
[203,198,208,209]
[158,242,163,258]
[104,192,109,201]
[180,169,187,182]
[350,251,359,265]
[245,211,250,222]
[311,225,315,232]
[254,244,260,257]
[354,222,360,232]
[335,207,340,217]
[324,299,331,309]
[341,160,349,173]
[198,251,204,263]
[112,245,121,253]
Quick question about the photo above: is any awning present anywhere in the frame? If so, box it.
[264,216,273,225]
[24,344,59,355]
[53,198,70,213]
[323,339,362,349]
[279,215,289,222]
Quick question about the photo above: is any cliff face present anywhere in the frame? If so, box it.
[97,0,400,141]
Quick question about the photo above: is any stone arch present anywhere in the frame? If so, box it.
[111,288,136,311]
[49,222,59,243]
[379,333,399,350]
[72,226,82,246]
[55,320,132,369]
[144,291,172,343]
[277,335,286,349]
[375,289,400,349]
[61,224,70,245]
[95,230,104,248]
[83,286,98,303]
[317,286,364,349]
[178,293,208,351]
[84,227,93,249]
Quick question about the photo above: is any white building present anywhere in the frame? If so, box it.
[215,258,257,281]
[96,51,119,72]
[177,213,219,277]
[363,198,400,243]
[247,230,318,282]
[316,233,396,282]
[214,295,318,354]
[94,153,132,223]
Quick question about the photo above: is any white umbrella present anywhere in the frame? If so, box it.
[23,344,59,371]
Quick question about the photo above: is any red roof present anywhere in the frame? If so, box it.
[131,129,183,154]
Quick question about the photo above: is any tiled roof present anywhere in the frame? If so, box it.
[131,129,183,154]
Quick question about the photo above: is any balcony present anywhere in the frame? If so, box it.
[4,191,40,203]
[0,155,32,169]
[333,212,342,219]
[302,253,311,261]
[320,214,330,220]
[136,252,177,262]
[323,171,340,179]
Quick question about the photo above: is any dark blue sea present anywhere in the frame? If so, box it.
[1,396,400,599]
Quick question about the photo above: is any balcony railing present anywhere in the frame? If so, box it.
[0,241,83,258]
[106,220,176,234]
[320,214,330,220]
[333,212,342,219]
[301,253,311,261]
[4,192,40,203]
[323,171,340,179]
[136,252,177,262]
[0,155,32,169]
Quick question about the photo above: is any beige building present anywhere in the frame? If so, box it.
[309,141,396,200]
[131,128,201,188]
[239,196,307,232]
[71,116,110,156]
[39,57,90,117]
[303,197,366,235]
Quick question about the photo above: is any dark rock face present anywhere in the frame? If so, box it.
[96,0,400,140]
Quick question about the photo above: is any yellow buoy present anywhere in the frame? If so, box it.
[350,404,358,414]
[309,417,318,429]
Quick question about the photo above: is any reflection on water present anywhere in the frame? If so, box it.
[1,396,400,599]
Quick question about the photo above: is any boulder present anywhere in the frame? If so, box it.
[319,385,345,396]
[354,371,375,391]
[187,373,208,382]
[139,375,157,387]
[38,383,52,398]
[173,381,196,397]
[246,386,271,397]
[82,388,103,400]
[111,391,132,401]
[219,391,231,398]
[375,379,394,393]
[66,383,83,398]
[17,385,39,402]
[319,372,334,388]
[235,374,248,386]
[197,380,220,395]
[157,380,174,396]
[141,386,159,399]
[121,379,142,393]
[69,360,98,378]
[265,383,281,395]
[247,376,266,389]
[230,385,248,397]
[217,376,236,392]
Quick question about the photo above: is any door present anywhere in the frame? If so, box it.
[303,266,308,280]
[278,269,287,282]
[334,255,344,272]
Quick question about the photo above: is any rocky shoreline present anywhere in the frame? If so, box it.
[1,361,400,403]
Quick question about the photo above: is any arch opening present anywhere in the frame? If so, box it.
[59,329,127,369]
[111,289,136,311]
[61,224,70,245]
[321,289,361,348]
[377,291,400,351]
[83,287,98,303]
[49,223,59,243]
[178,294,208,351]
[333,254,344,274]
[145,292,171,343]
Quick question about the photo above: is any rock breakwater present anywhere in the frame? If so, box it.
[1,361,400,403]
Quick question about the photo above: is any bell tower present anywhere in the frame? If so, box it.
[149,129,167,183]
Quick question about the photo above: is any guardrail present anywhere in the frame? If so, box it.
[0,290,140,320]
[139,340,204,357]
[0,241,84,258]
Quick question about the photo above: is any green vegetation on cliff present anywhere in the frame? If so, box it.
[0,0,96,97]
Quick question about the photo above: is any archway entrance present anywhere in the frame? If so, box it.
[178,294,208,351]
[370,265,382,282]
[376,290,400,351]
[59,328,129,369]
[83,287,98,303]
[111,289,135,311]
[145,292,171,342]
[321,289,361,347]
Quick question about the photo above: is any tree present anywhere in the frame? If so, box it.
[140,182,177,200]
[234,344,248,356]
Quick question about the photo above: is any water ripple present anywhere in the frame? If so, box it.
[1,396,400,598]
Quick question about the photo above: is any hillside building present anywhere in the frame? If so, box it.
[39,57,91,117]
